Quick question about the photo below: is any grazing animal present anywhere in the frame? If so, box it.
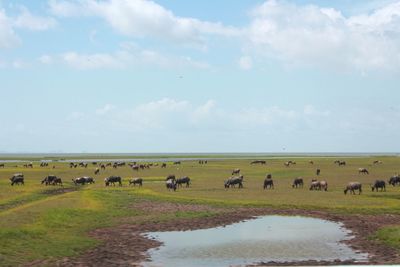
[334,160,346,166]
[0,163,4,168]
[84,177,95,184]
[161,163,167,168]
[309,181,320,190]
[358,168,369,175]
[131,165,139,171]
[388,175,400,186]
[173,161,181,165]
[250,160,266,165]
[225,175,244,189]
[310,180,328,191]
[224,179,229,188]
[165,175,176,181]
[309,160,314,165]
[94,168,100,175]
[371,180,386,192]
[10,174,24,186]
[176,176,191,188]
[73,177,87,185]
[320,181,328,191]
[232,168,241,175]
[100,164,106,170]
[263,178,274,189]
[129,178,143,187]
[284,160,296,167]
[292,177,304,188]
[52,177,63,186]
[373,160,383,165]
[344,182,362,195]
[166,179,177,191]
[41,175,59,186]
[316,169,321,176]
[104,176,122,186]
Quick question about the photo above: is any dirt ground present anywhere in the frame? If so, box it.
[34,200,400,267]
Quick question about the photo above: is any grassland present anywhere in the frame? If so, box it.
[1,155,400,265]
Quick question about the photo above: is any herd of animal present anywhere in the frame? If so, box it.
[4,160,400,196]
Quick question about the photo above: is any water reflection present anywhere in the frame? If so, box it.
[143,215,368,267]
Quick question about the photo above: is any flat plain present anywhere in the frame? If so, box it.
[1,155,400,266]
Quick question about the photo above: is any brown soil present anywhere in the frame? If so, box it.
[32,201,400,266]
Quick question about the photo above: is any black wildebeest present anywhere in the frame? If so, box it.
[131,165,139,171]
[129,178,143,187]
[40,162,49,167]
[334,160,346,166]
[284,160,296,167]
[52,177,63,186]
[0,163,4,168]
[161,163,167,168]
[165,175,176,181]
[388,175,400,186]
[94,168,100,175]
[263,178,274,189]
[84,177,95,184]
[292,177,304,188]
[73,177,87,185]
[10,174,24,186]
[232,168,241,175]
[358,168,369,175]
[104,176,122,186]
[173,161,181,165]
[73,177,95,185]
[309,160,314,165]
[344,182,362,195]
[371,180,386,192]
[166,179,177,191]
[316,169,321,176]
[176,176,190,188]
[310,180,328,191]
[41,175,59,186]
[225,175,244,189]
[251,160,266,165]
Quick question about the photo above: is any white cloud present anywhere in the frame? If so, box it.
[38,54,53,64]
[0,9,20,48]
[0,6,56,50]
[95,104,115,115]
[238,56,253,70]
[68,99,337,135]
[49,0,240,45]
[66,111,85,121]
[247,0,400,72]
[14,6,57,31]
[12,59,29,69]
[62,51,123,70]
[59,44,209,70]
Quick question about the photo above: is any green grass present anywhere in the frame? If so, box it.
[1,155,400,265]
[374,226,400,249]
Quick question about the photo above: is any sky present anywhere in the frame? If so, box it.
[0,0,400,153]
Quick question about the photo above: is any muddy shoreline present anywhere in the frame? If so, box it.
[50,201,400,266]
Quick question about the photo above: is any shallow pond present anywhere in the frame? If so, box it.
[143,215,368,267]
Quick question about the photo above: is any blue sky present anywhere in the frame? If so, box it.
[1,0,400,153]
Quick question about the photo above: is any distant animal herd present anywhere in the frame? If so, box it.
[4,159,400,195]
